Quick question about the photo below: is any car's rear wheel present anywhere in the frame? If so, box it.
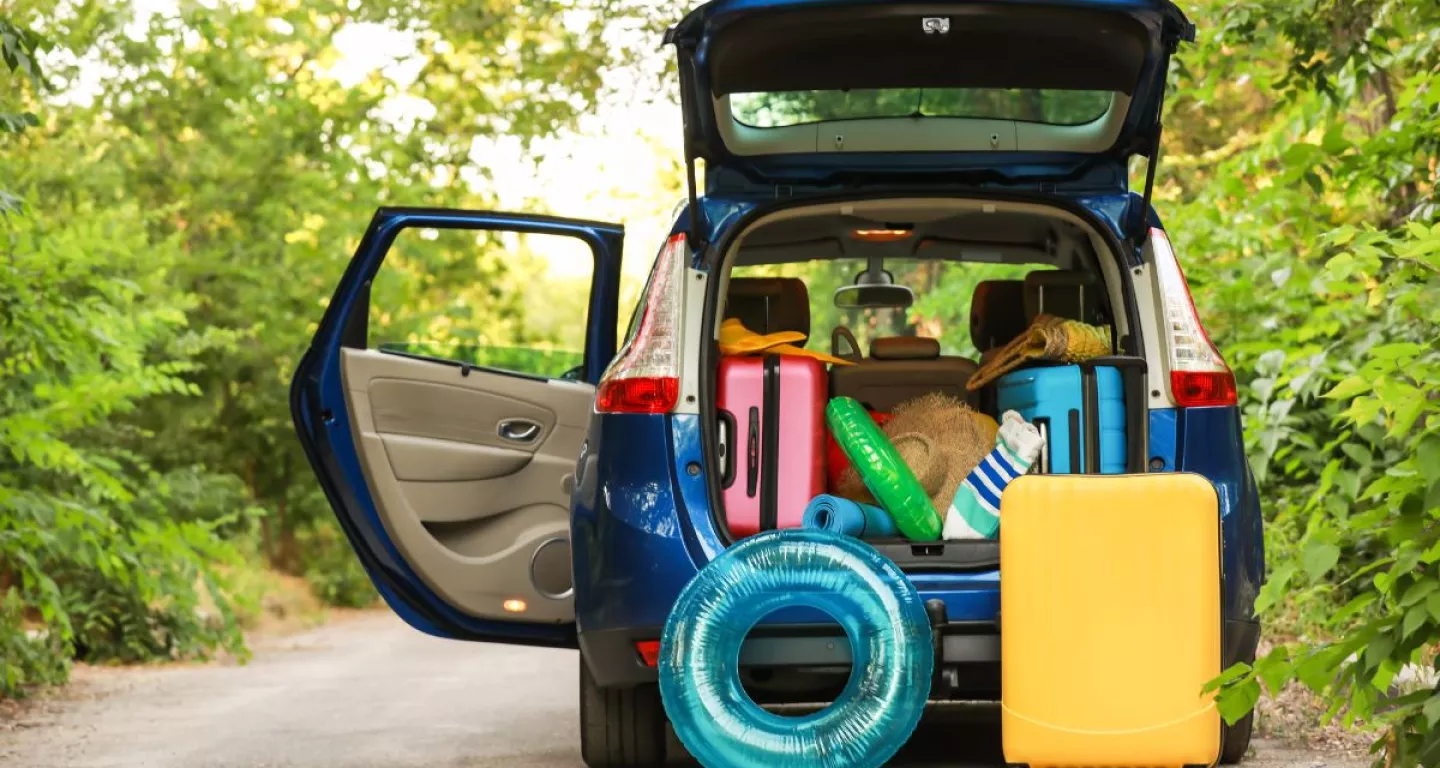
[1220,624,1259,765]
[1220,711,1254,764]
[579,657,667,767]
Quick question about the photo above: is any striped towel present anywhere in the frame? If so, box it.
[943,411,1044,540]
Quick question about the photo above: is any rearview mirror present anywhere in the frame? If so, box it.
[834,283,914,310]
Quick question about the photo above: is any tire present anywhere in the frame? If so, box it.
[1220,622,1259,765]
[1220,711,1254,765]
[579,657,666,768]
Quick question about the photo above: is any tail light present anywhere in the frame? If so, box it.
[1150,228,1238,407]
[634,640,661,667]
[596,234,685,414]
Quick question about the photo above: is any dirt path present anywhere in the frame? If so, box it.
[0,613,1369,768]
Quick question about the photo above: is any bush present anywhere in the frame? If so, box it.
[0,196,249,688]
[0,589,68,697]
[297,521,378,610]
[1171,1,1440,761]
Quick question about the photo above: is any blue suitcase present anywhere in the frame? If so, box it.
[996,361,1139,474]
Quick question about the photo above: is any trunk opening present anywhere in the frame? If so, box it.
[696,193,1150,568]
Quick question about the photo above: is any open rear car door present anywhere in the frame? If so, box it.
[291,208,623,645]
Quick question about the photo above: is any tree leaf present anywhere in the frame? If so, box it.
[1303,541,1342,580]
[1204,662,1253,693]
[1325,376,1371,400]
[1254,649,1292,695]
[1403,603,1431,639]
[1400,579,1438,607]
[1418,434,1440,480]
[1216,679,1261,726]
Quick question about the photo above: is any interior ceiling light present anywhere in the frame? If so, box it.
[851,227,913,242]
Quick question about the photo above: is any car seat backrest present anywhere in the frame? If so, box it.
[1023,270,1102,324]
[970,280,1028,352]
[830,335,976,412]
[870,336,940,360]
[724,277,811,344]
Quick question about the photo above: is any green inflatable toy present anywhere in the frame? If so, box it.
[826,397,943,541]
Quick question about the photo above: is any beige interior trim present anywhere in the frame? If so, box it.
[378,434,531,483]
[714,93,1130,156]
[342,348,592,623]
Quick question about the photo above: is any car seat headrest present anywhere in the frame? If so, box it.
[724,277,811,343]
[970,280,1027,351]
[1024,270,1102,323]
[870,336,941,361]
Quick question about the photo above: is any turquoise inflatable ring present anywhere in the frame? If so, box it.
[658,529,933,768]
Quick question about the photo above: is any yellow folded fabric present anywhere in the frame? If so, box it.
[718,318,855,366]
[718,318,806,354]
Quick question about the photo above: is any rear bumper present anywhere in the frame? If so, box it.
[582,617,1262,698]
[580,619,1001,697]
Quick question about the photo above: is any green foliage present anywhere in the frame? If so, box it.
[1,0,638,698]
[0,196,249,693]
[732,87,1113,128]
[1163,0,1440,762]
[294,522,376,610]
[0,590,68,694]
[0,17,48,216]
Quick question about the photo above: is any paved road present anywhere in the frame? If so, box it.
[0,613,1364,768]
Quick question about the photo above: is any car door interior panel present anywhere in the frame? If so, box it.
[367,378,560,447]
[377,434,531,484]
[341,348,592,623]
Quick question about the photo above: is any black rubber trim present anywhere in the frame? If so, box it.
[759,355,781,531]
[870,540,999,571]
[342,280,370,348]
[697,189,1151,549]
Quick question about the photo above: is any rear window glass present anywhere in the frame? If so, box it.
[730,88,1113,128]
[733,259,1053,360]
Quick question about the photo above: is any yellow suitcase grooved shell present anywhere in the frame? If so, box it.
[1000,474,1222,768]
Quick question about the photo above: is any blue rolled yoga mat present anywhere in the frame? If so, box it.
[802,494,899,539]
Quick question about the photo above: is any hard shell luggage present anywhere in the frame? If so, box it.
[717,354,826,537]
[994,358,1145,474]
[1000,474,1222,768]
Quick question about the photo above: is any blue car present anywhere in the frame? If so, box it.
[292,1,1263,765]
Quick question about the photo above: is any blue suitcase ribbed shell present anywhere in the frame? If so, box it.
[995,365,1127,474]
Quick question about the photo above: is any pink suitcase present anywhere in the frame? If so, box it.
[717,355,826,537]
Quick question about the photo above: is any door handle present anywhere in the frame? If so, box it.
[498,419,542,443]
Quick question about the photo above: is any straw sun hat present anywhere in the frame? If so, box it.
[835,393,999,517]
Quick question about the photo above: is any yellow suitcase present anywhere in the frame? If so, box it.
[1001,474,1222,768]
